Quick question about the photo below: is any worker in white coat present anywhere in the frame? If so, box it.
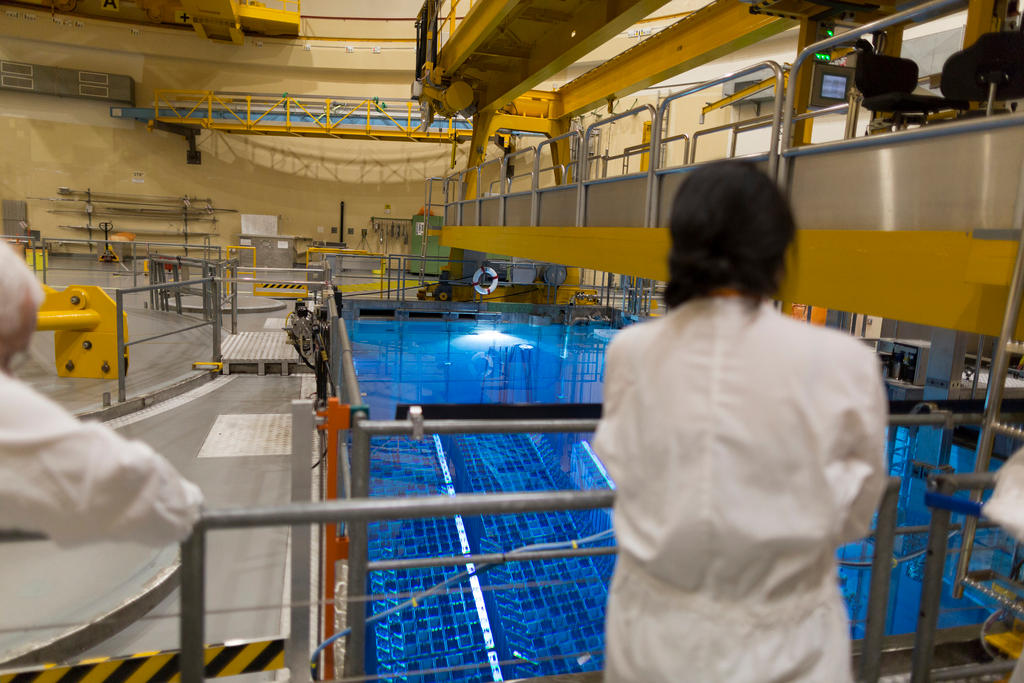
[594,161,887,682]
[982,451,1024,683]
[0,243,203,546]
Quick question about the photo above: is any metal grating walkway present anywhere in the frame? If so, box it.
[221,331,301,376]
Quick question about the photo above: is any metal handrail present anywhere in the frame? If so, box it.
[533,130,583,226]
[115,277,221,403]
[580,104,656,227]
[648,60,785,226]
[778,0,968,187]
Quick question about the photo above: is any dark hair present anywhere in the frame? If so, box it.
[664,161,796,308]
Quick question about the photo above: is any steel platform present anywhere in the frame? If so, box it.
[221,331,302,376]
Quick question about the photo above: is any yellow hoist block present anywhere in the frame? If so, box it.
[36,285,128,379]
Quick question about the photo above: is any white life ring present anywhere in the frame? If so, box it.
[472,266,499,295]
[470,351,494,377]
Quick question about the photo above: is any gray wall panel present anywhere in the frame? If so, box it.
[586,177,646,227]
[538,186,577,226]
[788,124,1024,231]
[505,195,531,225]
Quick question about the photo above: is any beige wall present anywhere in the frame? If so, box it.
[0,25,466,255]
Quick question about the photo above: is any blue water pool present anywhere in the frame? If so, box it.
[347,318,1010,681]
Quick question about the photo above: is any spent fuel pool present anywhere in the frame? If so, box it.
[346,318,1000,681]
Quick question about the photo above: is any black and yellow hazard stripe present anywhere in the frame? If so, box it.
[0,639,284,683]
[253,282,308,298]
[254,282,306,290]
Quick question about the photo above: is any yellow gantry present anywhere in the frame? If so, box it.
[151,91,473,142]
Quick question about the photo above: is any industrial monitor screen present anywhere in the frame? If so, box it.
[820,73,849,100]
[808,63,854,108]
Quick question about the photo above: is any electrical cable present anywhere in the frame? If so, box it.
[309,527,615,678]
[980,608,1008,660]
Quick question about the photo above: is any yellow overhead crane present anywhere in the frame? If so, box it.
[414,0,1015,318]
[6,0,299,43]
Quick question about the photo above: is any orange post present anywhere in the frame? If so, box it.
[316,397,350,680]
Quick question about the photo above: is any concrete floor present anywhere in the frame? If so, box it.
[4,259,307,668]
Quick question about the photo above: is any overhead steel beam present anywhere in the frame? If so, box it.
[449,0,675,114]
[438,0,523,75]
[553,0,794,119]
[441,226,1024,338]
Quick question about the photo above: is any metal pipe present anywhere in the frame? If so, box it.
[368,545,617,571]
[648,61,784,225]
[860,478,900,683]
[116,290,126,403]
[954,161,1024,597]
[909,478,955,683]
[179,529,206,683]
[579,104,656,227]
[930,660,1017,681]
[778,0,968,187]
[200,489,615,531]
[358,417,600,436]
[117,278,212,295]
[211,277,222,363]
[124,321,213,348]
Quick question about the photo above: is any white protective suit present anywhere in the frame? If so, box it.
[983,450,1024,683]
[594,297,887,683]
[0,372,203,546]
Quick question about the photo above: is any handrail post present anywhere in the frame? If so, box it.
[860,477,900,683]
[116,290,126,403]
[288,400,314,682]
[343,413,370,677]
[909,477,956,683]
[211,276,222,362]
[179,527,206,683]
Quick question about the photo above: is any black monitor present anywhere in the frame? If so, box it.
[809,63,854,108]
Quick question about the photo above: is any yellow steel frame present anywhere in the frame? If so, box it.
[552,0,793,119]
[36,285,129,379]
[152,91,468,143]
[701,72,790,116]
[437,0,517,76]
[442,225,1024,338]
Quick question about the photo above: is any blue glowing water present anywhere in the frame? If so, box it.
[351,319,613,681]
[347,318,1006,681]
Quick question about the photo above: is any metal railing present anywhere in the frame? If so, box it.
[909,472,1020,683]
[115,277,222,403]
[777,0,968,187]
[3,235,220,288]
[153,91,470,141]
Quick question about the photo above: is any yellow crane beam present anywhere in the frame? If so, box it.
[436,0,676,115]
[440,225,1024,338]
[552,0,794,119]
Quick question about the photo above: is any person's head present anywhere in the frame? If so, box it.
[0,243,44,373]
[664,161,796,308]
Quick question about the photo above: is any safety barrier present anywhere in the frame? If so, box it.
[2,236,220,288]
[115,277,223,403]
[0,400,1019,681]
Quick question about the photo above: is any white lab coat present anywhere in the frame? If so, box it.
[983,450,1024,683]
[0,372,203,546]
[594,297,887,683]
